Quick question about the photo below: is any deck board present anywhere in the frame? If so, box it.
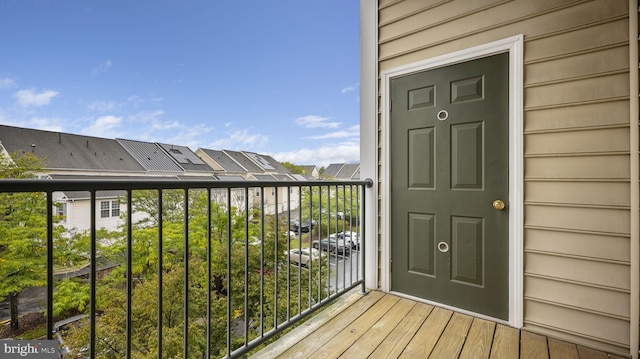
[276,290,385,359]
[489,324,520,359]
[399,306,453,358]
[366,302,433,359]
[577,345,610,359]
[312,295,400,358]
[459,318,496,359]
[338,298,416,358]
[255,290,629,359]
[548,337,580,359]
[428,312,473,358]
[520,330,549,359]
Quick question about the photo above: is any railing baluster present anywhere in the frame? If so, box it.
[226,187,232,357]
[206,188,212,359]
[260,186,265,338]
[126,189,133,359]
[90,191,96,359]
[46,191,54,341]
[243,187,249,349]
[183,189,189,359]
[157,189,163,359]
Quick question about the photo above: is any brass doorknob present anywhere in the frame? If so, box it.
[493,200,506,211]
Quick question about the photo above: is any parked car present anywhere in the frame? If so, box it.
[290,219,317,233]
[312,238,350,255]
[288,247,323,267]
[329,231,360,249]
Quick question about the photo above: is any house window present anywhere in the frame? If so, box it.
[111,200,120,217]
[55,203,67,217]
[101,200,120,218]
[100,201,110,218]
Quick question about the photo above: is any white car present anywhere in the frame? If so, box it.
[329,231,360,249]
[288,247,323,267]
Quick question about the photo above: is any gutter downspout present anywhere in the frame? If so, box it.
[630,1,639,358]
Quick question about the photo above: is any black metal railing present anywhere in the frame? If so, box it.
[0,178,372,358]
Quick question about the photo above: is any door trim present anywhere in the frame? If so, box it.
[379,35,524,327]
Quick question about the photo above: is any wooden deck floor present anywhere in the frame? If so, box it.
[253,290,629,359]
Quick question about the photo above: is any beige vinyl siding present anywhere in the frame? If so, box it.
[378,0,631,354]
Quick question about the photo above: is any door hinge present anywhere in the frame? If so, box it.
[389,100,392,112]
[390,259,392,273]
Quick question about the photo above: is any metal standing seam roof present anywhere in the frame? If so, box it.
[117,139,184,172]
[336,164,360,179]
[322,163,345,178]
[199,148,247,173]
[223,150,263,173]
[242,151,291,174]
[0,125,146,172]
[157,143,215,173]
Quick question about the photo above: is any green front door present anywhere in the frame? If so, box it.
[390,53,510,320]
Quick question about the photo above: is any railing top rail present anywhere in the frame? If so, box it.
[0,178,374,193]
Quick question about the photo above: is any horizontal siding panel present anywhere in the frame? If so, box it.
[524,300,629,348]
[379,0,509,41]
[525,228,629,264]
[379,0,450,26]
[525,181,630,208]
[525,155,629,180]
[525,46,628,85]
[525,127,629,155]
[525,205,629,236]
[525,18,628,63]
[524,276,629,318]
[525,73,629,109]
[524,252,629,291]
[379,0,625,61]
[524,101,629,132]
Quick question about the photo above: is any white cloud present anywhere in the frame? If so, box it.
[295,115,341,129]
[13,89,59,107]
[28,117,65,132]
[81,115,123,137]
[0,78,16,89]
[92,59,112,75]
[87,100,120,112]
[341,83,359,94]
[303,125,360,140]
[127,94,163,106]
[209,129,269,150]
[273,143,360,168]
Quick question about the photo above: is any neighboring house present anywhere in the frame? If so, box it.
[300,165,319,179]
[360,1,636,356]
[197,148,301,214]
[117,139,217,176]
[195,148,249,178]
[321,163,360,180]
[0,125,147,232]
[0,125,146,177]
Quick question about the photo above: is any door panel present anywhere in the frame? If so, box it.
[391,53,509,320]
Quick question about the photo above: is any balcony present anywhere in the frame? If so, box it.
[0,178,371,358]
[0,178,627,359]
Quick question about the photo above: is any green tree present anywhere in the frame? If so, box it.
[0,152,63,330]
[62,188,329,358]
[280,161,305,174]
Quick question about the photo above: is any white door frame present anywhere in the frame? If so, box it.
[378,35,524,327]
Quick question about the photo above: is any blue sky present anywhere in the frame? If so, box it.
[0,1,360,168]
